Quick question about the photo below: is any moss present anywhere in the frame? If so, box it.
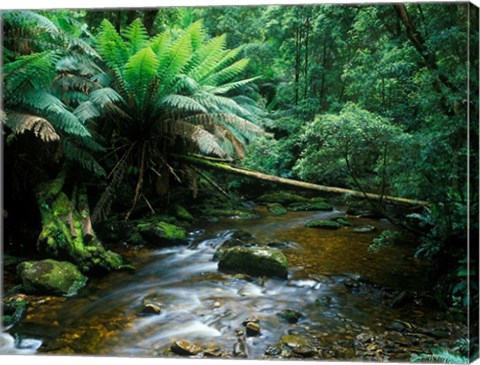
[257,192,308,205]
[137,221,187,245]
[305,220,342,229]
[171,204,194,222]
[205,209,260,220]
[17,259,87,296]
[267,203,287,216]
[288,201,332,211]
[157,222,187,240]
[333,218,352,226]
[218,246,288,279]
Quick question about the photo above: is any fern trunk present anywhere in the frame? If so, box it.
[36,170,127,274]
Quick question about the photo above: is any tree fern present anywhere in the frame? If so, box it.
[124,47,159,107]
[122,18,149,56]
[411,349,468,364]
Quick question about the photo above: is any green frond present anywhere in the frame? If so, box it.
[122,18,149,56]
[212,113,264,140]
[189,34,227,81]
[3,11,59,34]
[63,139,106,177]
[193,92,255,120]
[212,45,244,73]
[3,111,60,142]
[73,101,101,123]
[411,349,468,364]
[3,51,57,97]
[56,54,102,75]
[58,90,89,105]
[20,90,90,137]
[68,38,100,59]
[202,58,250,85]
[91,71,113,87]
[89,87,125,109]
[124,47,159,107]
[186,20,205,51]
[149,31,170,58]
[157,31,193,94]
[210,77,260,95]
[55,73,98,94]
[158,94,207,113]
[95,19,129,81]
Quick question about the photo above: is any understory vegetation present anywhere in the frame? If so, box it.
[1,3,478,361]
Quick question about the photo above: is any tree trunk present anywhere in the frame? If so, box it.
[36,169,129,274]
[174,154,430,206]
[143,10,159,36]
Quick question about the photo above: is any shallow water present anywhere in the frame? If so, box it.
[1,208,465,359]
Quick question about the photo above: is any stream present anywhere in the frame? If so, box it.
[1,208,467,360]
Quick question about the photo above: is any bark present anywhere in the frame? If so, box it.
[35,170,129,274]
[174,154,430,207]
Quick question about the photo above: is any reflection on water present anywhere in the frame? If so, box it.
[1,209,460,359]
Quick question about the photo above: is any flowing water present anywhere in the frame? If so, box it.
[1,208,466,360]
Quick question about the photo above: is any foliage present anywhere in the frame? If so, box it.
[411,348,468,364]
[368,230,402,253]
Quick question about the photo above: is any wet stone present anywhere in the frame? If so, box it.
[170,340,202,356]
[233,339,247,358]
[353,225,377,233]
[281,334,313,349]
[246,322,261,336]
[293,345,317,357]
[242,315,259,326]
[277,309,304,324]
[235,329,245,336]
[141,303,162,315]
[265,344,282,356]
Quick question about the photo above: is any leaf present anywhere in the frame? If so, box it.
[124,47,159,107]
[4,111,60,142]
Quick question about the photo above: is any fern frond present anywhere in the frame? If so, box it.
[149,31,170,58]
[68,37,100,59]
[56,54,102,75]
[157,31,193,94]
[63,139,106,177]
[122,18,149,56]
[210,77,260,95]
[20,90,90,137]
[159,94,207,113]
[74,101,100,123]
[202,58,250,85]
[189,34,227,81]
[124,47,159,107]
[4,111,60,142]
[186,20,205,51]
[411,349,468,364]
[89,87,124,109]
[3,11,59,34]
[95,19,129,81]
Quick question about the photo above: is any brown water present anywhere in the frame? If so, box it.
[1,208,466,360]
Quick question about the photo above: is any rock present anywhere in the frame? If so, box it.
[141,297,163,315]
[170,340,202,356]
[277,309,303,324]
[204,209,259,220]
[332,218,352,226]
[257,192,308,205]
[2,297,27,327]
[213,238,255,261]
[266,241,290,249]
[246,322,261,336]
[235,329,245,336]
[265,344,282,356]
[137,221,188,245]
[390,291,413,308]
[204,344,223,357]
[353,225,377,233]
[267,203,287,216]
[293,346,317,357]
[171,204,193,222]
[242,315,259,326]
[233,339,247,358]
[281,334,313,349]
[17,259,87,296]
[289,202,332,211]
[218,247,288,279]
[315,296,332,307]
[229,229,254,241]
[305,220,342,229]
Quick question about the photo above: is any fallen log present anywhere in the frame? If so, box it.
[173,154,429,206]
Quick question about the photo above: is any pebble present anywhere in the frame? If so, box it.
[246,322,261,336]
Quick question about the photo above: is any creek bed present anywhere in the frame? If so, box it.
[1,208,467,360]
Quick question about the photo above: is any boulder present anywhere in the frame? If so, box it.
[218,247,288,279]
[137,221,188,245]
[257,192,308,205]
[213,238,254,261]
[17,259,87,296]
[305,220,342,229]
[170,340,202,356]
[288,202,332,211]
[171,204,194,222]
[267,203,287,216]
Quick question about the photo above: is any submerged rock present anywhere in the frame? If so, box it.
[245,322,261,336]
[170,340,202,356]
[218,247,288,279]
[203,209,259,220]
[353,225,377,233]
[332,217,352,226]
[305,220,342,229]
[141,296,163,315]
[265,344,282,356]
[281,334,314,351]
[229,229,255,241]
[267,203,287,216]
[233,339,247,358]
[277,309,304,324]
[17,259,87,296]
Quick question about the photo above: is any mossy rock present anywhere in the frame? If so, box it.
[267,203,287,216]
[353,225,377,233]
[305,220,342,229]
[257,192,309,205]
[204,209,260,220]
[218,246,288,279]
[213,238,256,261]
[138,221,188,245]
[277,309,303,324]
[171,204,193,222]
[332,218,352,226]
[288,201,332,211]
[2,299,27,327]
[17,259,87,296]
